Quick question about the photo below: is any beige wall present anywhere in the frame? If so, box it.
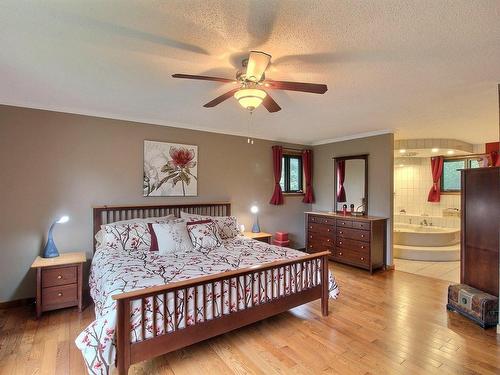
[0,105,310,302]
[312,134,394,264]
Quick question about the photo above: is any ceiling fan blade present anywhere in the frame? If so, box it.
[203,88,240,108]
[265,79,328,94]
[246,51,271,82]
[262,92,281,113]
[172,73,235,84]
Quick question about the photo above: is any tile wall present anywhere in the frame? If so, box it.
[394,157,461,229]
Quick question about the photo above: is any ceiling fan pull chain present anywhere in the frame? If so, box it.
[247,111,254,145]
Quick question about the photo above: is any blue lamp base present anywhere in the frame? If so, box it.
[43,236,60,258]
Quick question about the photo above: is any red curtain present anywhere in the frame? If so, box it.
[491,151,500,166]
[269,145,284,205]
[336,160,346,202]
[427,156,444,202]
[302,150,314,203]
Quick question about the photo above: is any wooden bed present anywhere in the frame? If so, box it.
[93,202,330,375]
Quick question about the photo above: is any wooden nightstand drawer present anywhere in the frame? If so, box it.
[42,266,77,288]
[42,284,78,308]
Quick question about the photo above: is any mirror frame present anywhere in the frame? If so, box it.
[333,154,369,215]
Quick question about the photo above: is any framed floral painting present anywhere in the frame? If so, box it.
[143,140,198,196]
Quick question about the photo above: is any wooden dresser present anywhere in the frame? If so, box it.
[305,212,387,273]
[461,167,500,297]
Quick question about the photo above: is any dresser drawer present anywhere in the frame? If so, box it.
[308,215,335,226]
[352,221,371,230]
[307,241,333,253]
[307,222,335,235]
[332,248,369,266]
[42,266,77,288]
[337,238,370,253]
[337,227,370,242]
[307,232,335,246]
[42,283,78,307]
[336,219,352,228]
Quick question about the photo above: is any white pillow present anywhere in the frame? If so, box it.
[100,214,175,229]
[151,219,194,255]
[180,212,240,239]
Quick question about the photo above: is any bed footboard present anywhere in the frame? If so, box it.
[113,251,330,374]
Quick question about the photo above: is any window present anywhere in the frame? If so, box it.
[441,156,482,192]
[280,154,303,193]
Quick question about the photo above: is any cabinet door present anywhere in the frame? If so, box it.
[462,168,500,296]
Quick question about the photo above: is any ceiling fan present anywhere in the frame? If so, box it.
[172,51,328,113]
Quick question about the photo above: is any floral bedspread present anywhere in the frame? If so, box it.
[75,236,339,374]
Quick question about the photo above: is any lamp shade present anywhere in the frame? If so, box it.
[234,88,267,111]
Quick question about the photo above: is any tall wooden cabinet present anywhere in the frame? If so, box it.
[461,167,500,297]
[305,212,387,273]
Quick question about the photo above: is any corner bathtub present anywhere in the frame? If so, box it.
[394,223,460,261]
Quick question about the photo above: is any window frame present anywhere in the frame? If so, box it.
[440,155,485,194]
[280,153,304,194]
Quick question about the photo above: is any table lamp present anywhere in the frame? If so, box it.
[42,215,69,258]
[250,205,260,233]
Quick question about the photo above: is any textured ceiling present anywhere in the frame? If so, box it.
[1,1,499,144]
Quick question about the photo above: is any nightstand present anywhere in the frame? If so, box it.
[243,231,272,244]
[31,252,86,318]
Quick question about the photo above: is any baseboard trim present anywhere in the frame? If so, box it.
[0,297,35,309]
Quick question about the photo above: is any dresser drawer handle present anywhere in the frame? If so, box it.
[361,246,365,249]
[339,252,343,256]
[360,257,364,261]
[309,226,313,229]
[339,231,343,234]
[327,239,330,242]
[57,275,63,279]
[339,241,342,245]
[309,244,313,248]
[309,235,313,239]
[327,229,331,232]
[58,292,63,297]
[324,220,328,223]
[361,234,365,238]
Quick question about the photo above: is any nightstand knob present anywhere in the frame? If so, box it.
[324,220,328,223]
[327,239,330,242]
[341,222,345,225]
[361,235,365,238]
[327,229,331,232]
[339,231,343,234]
[309,235,313,239]
[360,257,365,261]
[57,275,62,279]
[309,226,313,229]
[58,292,63,297]
[361,246,365,249]
[339,241,342,245]
[339,252,343,256]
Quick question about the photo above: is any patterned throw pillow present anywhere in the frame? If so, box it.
[180,212,240,239]
[186,219,222,252]
[101,222,151,251]
[148,219,194,254]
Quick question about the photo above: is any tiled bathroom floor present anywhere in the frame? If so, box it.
[393,258,460,283]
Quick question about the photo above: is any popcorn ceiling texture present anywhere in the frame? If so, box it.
[0,1,499,144]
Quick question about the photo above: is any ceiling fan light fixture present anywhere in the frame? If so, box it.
[234,88,267,111]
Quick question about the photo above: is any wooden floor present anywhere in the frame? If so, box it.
[1,263,499,375]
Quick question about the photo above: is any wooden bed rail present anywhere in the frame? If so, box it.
[114,251,330,374]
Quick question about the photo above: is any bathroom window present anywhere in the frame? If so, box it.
[280,154,303,193]
[441,157,482,192]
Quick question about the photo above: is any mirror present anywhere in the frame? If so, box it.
[334,154,368,215]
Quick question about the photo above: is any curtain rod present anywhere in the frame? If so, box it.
[282,147,310,152]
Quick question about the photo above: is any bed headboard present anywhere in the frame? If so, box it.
[92,202,231,252]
